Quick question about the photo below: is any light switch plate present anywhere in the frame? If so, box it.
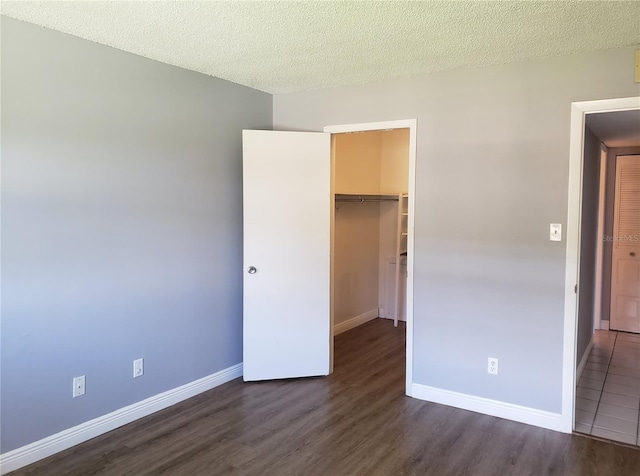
[550,223,562,242]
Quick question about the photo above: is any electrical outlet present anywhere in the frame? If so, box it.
[73,375,85,398]
[133,358,144,378]
[488,357,498,375]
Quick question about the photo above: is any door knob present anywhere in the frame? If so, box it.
[631,252,636,257]
[247,266,257,274]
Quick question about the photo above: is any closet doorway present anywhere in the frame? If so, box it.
[242,120,417,395]
[325,120,417,393]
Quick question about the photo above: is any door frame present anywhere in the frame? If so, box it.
[562,96,640,432]
[324,119,417,396]
[593,144,608,332]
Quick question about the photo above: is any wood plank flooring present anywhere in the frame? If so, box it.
[10,318,640,475]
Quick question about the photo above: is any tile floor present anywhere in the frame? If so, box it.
[575,330,640,445]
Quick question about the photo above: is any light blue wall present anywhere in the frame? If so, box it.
[1,17,272,452]
[273,47,640,413]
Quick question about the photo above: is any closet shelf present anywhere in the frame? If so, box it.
[335,193,400,202]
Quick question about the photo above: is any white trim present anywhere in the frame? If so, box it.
[406,122,417,397]
[324,119,415,134]
[600,320,610,331]
[593,145,608,331]
[329,138,336,374]
[563,96,640,434]
[334,309,379,335]
[323,118,417,398]
[577,337,594,381]
[571,97,640,114]
[411,383,563,432]
[0,364,243,475]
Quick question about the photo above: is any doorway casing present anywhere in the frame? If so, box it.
[324,119,417,395]
[562,96,640,433]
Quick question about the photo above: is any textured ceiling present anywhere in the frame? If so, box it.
[2,1,639,94]
[586,110,640,148]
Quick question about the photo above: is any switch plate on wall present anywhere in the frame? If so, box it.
[550,223,562,242]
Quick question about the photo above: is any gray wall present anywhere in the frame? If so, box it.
[1,18,272,453]
[601,146,640,323]
[274,47,640,413]
[576,127,601,365]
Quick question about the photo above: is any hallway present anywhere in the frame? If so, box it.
[576,330,640,445]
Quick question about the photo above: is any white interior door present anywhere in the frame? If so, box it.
[242,130,331,381]
[610,155,640,333]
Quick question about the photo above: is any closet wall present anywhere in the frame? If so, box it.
[333,129,409,332]
[334,202,381,328]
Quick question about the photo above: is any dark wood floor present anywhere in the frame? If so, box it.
[10,318,640,475]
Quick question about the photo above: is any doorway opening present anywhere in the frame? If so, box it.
[324,120,417,395]
[564,97,640,444]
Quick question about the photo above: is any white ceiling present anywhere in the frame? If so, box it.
[2,1,639,94]
[586,110,640,148]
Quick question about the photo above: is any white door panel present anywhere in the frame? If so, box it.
[242,130,331,381]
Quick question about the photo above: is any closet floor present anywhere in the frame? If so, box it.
[575,330,640,446]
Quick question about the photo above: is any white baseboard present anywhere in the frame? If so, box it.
[411,383,563,432]
[334,309,378,335]
[577,336,594,381]
[0,363,243,475]
[600,320,610,330]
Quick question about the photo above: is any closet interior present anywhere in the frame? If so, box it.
[332,128,409,334]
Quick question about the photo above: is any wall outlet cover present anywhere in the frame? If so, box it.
[73,375,86,398]
[488,357,499,375]
[133,358,144,378]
